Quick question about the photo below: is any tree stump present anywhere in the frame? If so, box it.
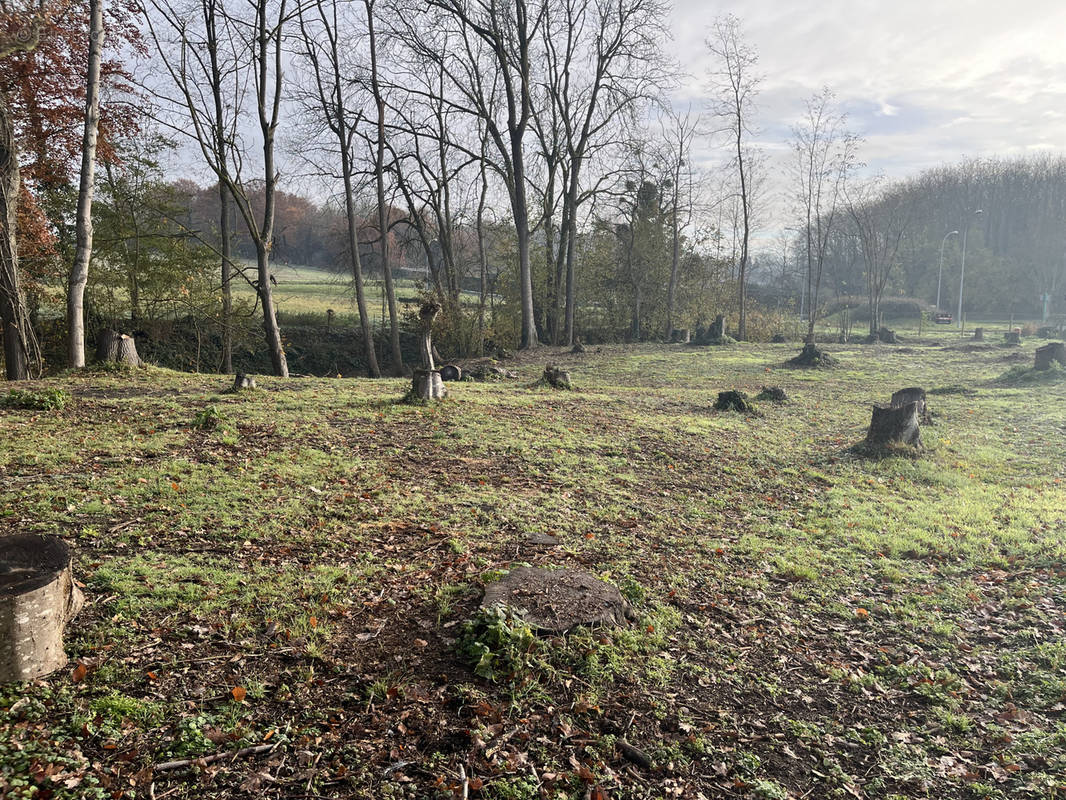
[0,535,84,682]
[755,386,788,403]
[232,373,256,391]
[1034,342,1066,371]
[482,567,634,633]
[411,369,446,400]
[891,387,928,421]
[543,365,572,390]
[670,328,690,344]
[410,301,446,401]
[709,314,725,339]
[877,327,899,344]
[866,401,921,448]
[571,339,586,354]
[95,329,142,367]
[973,328,984,342]
[439,364,462,382]
[786,343,837,368]
[1004,330,1021,346]
[714,390,754,412]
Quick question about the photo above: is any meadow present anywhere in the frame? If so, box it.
[0,334,1064,799]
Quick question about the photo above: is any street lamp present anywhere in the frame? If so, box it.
[937,230,958,311]
[957,209,983,329]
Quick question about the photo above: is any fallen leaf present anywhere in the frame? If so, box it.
[231,686,247,702]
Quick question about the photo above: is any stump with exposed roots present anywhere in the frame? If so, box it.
[1034,342,1066,371]
[866,401,921,448]
[0,535,84,682]
[95,330,142,367]
[786,343,838,368]
[714,390,755,413]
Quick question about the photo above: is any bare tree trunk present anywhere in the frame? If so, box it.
[0,93,33,380]
[476,156,488,356]
[366,0,403,375]
[219,182,233,373]
[67,0,105,369]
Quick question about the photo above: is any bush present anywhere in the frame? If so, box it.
[458,605,536,681]
[191,404,227,430]
[0,388,70,411]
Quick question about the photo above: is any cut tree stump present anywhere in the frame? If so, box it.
[481,567,634,633]
[771,333,787,343]
[410,301,446,401]
[543,365,572,390]
[973,328,984,342]
[714,390,754,413]
[0,535,84,682]
[709,314,725,339]
[95,330,142,367]
[866,401,921,448]
[891,387,928,421]
[232,373,256,391]
[439,364,462,382]
[570,339,586,354]
[411,369,446,400]
[755,386,788,403]
[786,343,837,368]
[1034,342,1066,371]
[877,327,900,344]
[1004,330,1021,345]
[670,328,690,344]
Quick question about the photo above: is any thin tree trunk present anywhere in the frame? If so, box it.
[476,159,488,356]
[366,0,403,375]
[343,164,380,377]
[0,92,30,380]
[219,182,233,373]
[67,0,105,368]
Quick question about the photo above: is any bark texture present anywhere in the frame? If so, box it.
[95,330,142,366]
[866,401,921,448]
[0,535,84,682]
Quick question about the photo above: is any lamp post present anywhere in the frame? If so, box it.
[937,230,958,311]
[957,209,983,330]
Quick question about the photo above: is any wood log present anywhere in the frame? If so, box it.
[1034,342,1066,371]
[439,364,462,382]
[95,329,142,366]
[0,535,84,682]
[891,387,928,421]
[866,401,921,448]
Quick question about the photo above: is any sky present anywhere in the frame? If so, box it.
[671,0,1066,237]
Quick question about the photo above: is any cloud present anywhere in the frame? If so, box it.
[675,0,1066,237]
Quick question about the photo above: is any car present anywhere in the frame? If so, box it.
[934,312,954,325]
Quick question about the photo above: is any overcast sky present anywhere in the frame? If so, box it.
[671,0,1066,235]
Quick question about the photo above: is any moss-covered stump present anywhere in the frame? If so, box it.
[714,390,756,413]
[481,567,634,633]
[786,343,838,368]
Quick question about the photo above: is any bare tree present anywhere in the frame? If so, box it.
[706,13,759,340]
[66,0,104,368]
[846,178,912,336]
[791,88,858,342]
[0,1,44,379]
[294,0,381,377]
[145,0,290,376]
[660,104,699,341]
[364,0,403,372]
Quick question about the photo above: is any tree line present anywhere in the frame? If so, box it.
[0,0,1063,381]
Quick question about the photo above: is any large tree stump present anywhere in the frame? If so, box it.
[482,567,634,633]
[786,343,837,368]
[0,535,84,682]
[709,314,725,339]
[891,387,928,421]
[973,328,984,342]
[543,364,572,389]
[866,401,921,448]
[95,329,142,366]
[1004,330,1021,346]
[1034,342,1066,371]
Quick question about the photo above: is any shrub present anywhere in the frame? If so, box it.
[0,388,71,411]
[458,605,536,681]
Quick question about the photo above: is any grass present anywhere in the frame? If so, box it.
[1,338,1064,799]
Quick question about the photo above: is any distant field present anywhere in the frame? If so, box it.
[2,339,1064,798]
